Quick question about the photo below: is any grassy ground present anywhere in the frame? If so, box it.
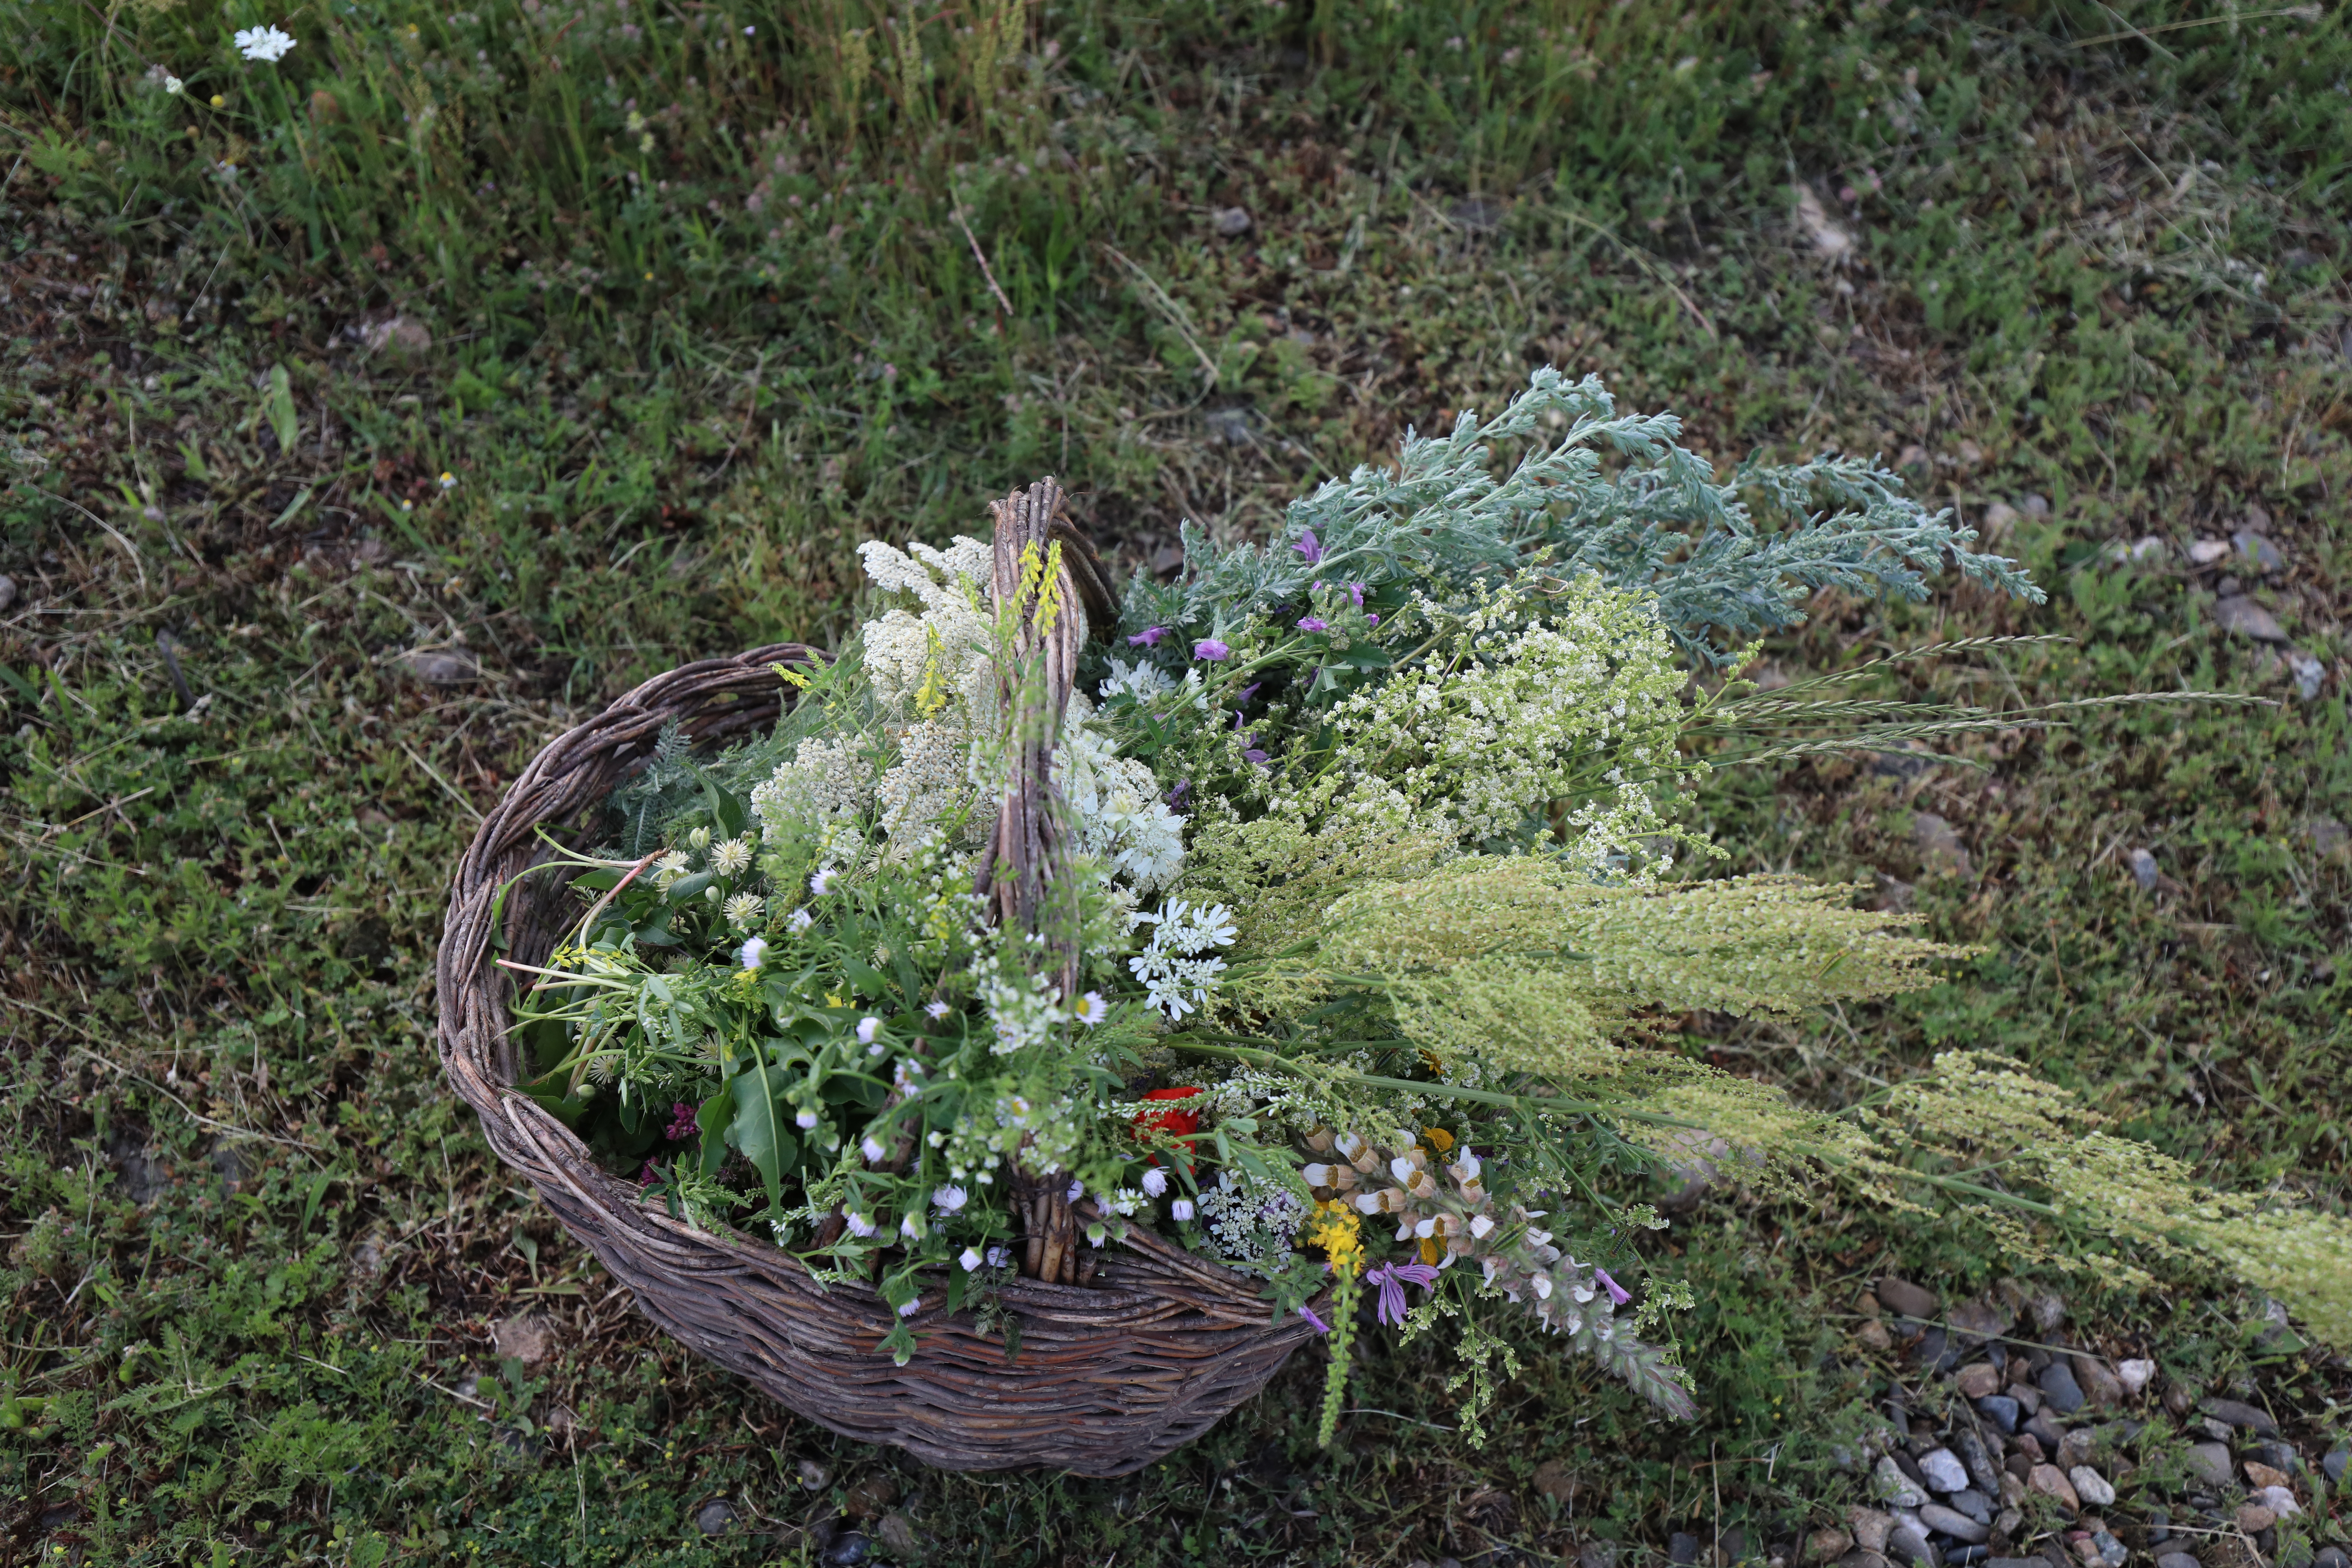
[3,0,2349,1562]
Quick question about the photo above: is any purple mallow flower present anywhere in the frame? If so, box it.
[1297,617,1328,632]
[1292,527,1324,566]
[1595,1267,1631,1306]
[1127,625,1168,647]
[1348,581,1366,607]
[1366,613,1380,626]
[665,1101,697,1141]
[1193,638,1230,661]
[1364,1261,1442,1326]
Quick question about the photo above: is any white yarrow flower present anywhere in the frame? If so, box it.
[234,24,298,62]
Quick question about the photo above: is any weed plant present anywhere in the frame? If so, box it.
[1,0,2348,1562]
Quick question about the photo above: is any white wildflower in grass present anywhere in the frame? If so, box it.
[786,908,814,934]
[924,998,951,1019]
[709,836,752,875]
[860,1134,887,1162]
[794,1108,819,1130]
[735,936,768,971]
[233,24,298,61]
[809,866,838,896]
[933,1184,968,1212]
[1128,900,1239,1019]
[1074,990,1110,1026]
[751,735,875,849]
[722,891,763,929]
[844,1211,876,1238]
[164,75,184,94]
[856,1015,881,1044]
[959,1246,984,1271]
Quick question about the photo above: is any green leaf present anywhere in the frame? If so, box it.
[666,870,714,905]
[728,1065,799,1211]
[262,363,300,455]
[696,1090,732,1180]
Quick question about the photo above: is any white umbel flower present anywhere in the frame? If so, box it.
[234,24,298,61]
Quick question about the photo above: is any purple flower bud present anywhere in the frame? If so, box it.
[1299,1304,1332,1335]
[1237,682,1261,704]
[1296,617,1328,632]
[1166,779,1191,808]
[1171,1197,1196,1222]
[1366,612,1380,626]
[1292,527,1323,566]
[1193,639,1230,662]
[1127,625,1168,647]
[1348,581,1365,608]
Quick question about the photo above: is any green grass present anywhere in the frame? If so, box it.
[3,0,2350,1561]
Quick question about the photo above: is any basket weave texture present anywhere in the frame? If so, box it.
[434,643,1325,1475]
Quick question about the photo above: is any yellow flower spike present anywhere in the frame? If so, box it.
[1306,1198,1362,1278]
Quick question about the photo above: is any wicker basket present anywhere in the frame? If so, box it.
[436,628,1327,1475]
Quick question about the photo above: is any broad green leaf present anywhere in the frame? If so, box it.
[728,1065,798,1210]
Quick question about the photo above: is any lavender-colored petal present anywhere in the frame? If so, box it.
[1595,1267,1632,1305]
[1192,638,1230,661]
[1299,1305,1332,1335]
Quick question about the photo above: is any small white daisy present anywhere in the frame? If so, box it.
[860,1135,887,1163]
[809,866,838,896]
[787,908,814,933]
[735,936,768,971]
[896,1297,920,1317]
[923,999,951,1020]
[845,1212,875,1238]
[1073,990,1110,1026]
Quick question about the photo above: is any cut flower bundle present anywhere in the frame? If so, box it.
[507,370,2352,1441]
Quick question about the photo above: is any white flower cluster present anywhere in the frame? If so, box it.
[1307,578,1690,873]
[1193,1167,1308,1276]
[1128,900,1238,1019]
[934,1086,1085,1181]
[750,734,875,860]
[973,943,1070,1057]
[856,536,995,715]
[1055,715,1185,893]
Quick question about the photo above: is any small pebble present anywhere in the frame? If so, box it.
[1975,1395,2020,1434]
[2028,1464,2080,1511]
[693,1499,738,1536]
[2037,1362,2085,1415]
[821,1530,871,1567]
[1888,1526,1938,1568]
[2155,1555,2200,1568]
[2313,1548,2351,1568]
[2186,1443,2235,1486]
[2251,1485,2301,1518]
[2200,1398,2281,1437]
[2116,1359,2155,1396]
[2287,651,2325,701]
[2090,1533,2126,1568]
[2070,1355,2123,1406]
[1876,1456,1927,1508]
[2234,1504,2276,1534]
[2245,1460,2292,1490]
[1945,1490,1993,1525]
[1211,206,1253,237]
[2127,849,2158,890]
[1811,1529,1857,1563]
[2233,530,2286,573]
[1918,1504,1988,1545]
[1956,1364,2001,1400]
[2189,538,2233,565]
[1849,1509,1895,1553]
[1945,1550,1988,1568]
[1671,1532,1704,1565]
[2068,1466,2115,1508]
[1878,1276,1941,1320]
[1920,1449,1971,1493]
[2323,1449,2350,1484]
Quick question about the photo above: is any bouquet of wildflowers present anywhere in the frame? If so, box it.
[510,369,2352,1436]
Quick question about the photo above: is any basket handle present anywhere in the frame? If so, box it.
[977,477,1121,1286]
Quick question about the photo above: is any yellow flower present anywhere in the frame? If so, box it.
[1306,1199,1362,1278]
[1420,1126,1455,1153]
